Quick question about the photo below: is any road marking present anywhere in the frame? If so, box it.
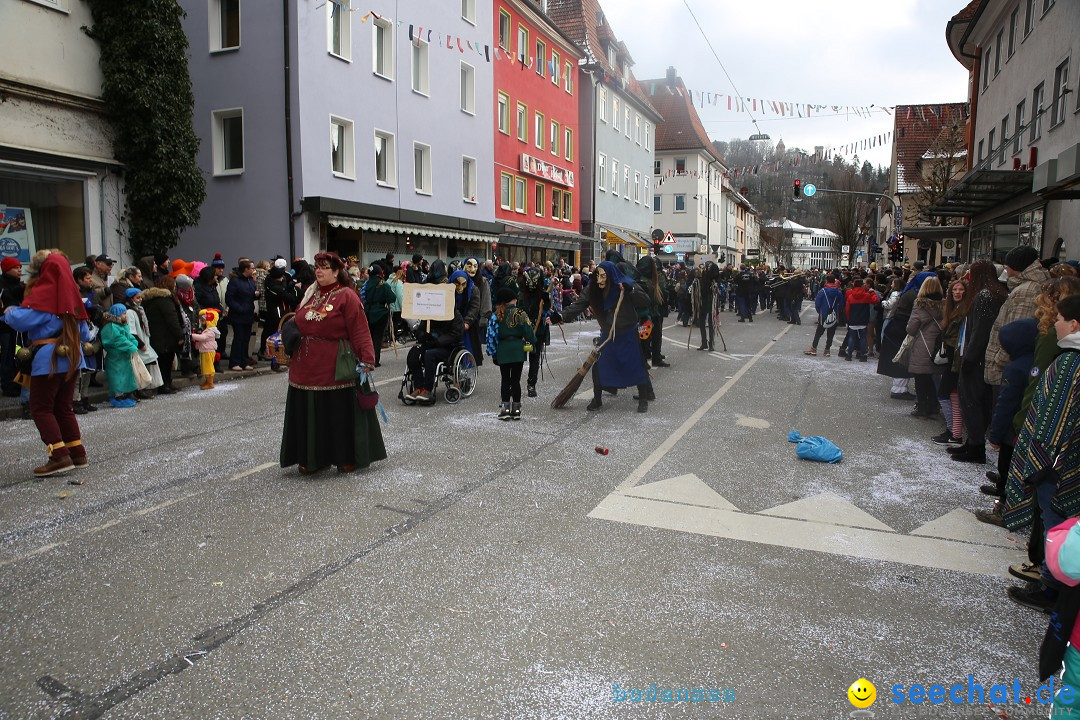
[734,414,770,429]
[615,322,799,492]
[590,475,1025,578]
[0,462,278,568]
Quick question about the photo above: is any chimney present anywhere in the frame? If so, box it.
[666,66,677,84]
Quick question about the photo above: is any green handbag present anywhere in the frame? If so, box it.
[335,339,359,381]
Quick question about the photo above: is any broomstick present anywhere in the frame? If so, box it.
[551,288,624,409]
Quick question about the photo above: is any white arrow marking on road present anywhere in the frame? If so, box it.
[589,480,1024,578]
[911,508,1017,549]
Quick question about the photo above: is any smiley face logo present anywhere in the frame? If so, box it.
[847,678,876,709]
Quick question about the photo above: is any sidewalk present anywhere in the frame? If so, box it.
[0,364,280,422]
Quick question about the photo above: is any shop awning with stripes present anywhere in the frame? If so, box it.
[327,215,497,243]
[602,227,650,247]
[500,222,592,251]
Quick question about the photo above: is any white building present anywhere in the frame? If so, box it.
[764,219,840,270]
[0,0,126,266]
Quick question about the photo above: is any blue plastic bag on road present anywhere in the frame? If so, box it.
[787,430,843,463]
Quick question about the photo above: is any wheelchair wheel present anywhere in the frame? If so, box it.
[452,349,478,398]
[445,386,461,404]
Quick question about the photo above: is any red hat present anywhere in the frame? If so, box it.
[22,253,88,321]
[1,257,21,274]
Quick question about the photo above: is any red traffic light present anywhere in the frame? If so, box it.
[793,179,802,199]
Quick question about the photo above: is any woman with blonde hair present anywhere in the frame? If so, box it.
[2,250,92,477]
[931,278,971,444]
[906,275,946,418]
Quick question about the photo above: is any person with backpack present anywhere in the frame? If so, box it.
[805,275,844,357]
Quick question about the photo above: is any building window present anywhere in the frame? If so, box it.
[411,39,430,95]
[598,153,607,191]
[612,159,620,196]
[635,115,641,145]
[623,165,630,200]
[653,159,661,175]
[374,130,396,186]
[998,116,1008,164]
[514,176,526,213]
[460,62,475,114]
[561,190,572,222]
[645,123,651,151]
[327,0,350,59]
[212,108,244,175]
[624,107,631,138]
[516,102,527,142]
[413,142,431,195]
[564,63,573,94]
[462,156,477,202]
[534,111,544,150]
[982,47,991,91]
[675,157,686,174]
[1042,0,1054,14]
[498,10,510,51]
[551,188,561,220]
[613,98,621,131]
[674,194,686,212]
[550,120,559,157]
[1031,82,1044,141]
[994,29,1003,75]
[535,39,546,77]
[461,0,475,25]
[330,115,354,178]
[551,50,560,85]
[534,183,545,217]
[497,92,510,134]
[211,0,241,52]
[500,172,513,210]
[599,87,607,122]
[564,127,572,162]
[1051,59,1069,128]
[653,195,661,212]
[1025,0,1036,36]
[633,171,641,204]
[1014,99,1025,154]
[373,15,393,79]
[643,177,650,206]
[978,139,985,162]
[1008,6,1018,58]
[517,25,529,64]
[988,128,996,163]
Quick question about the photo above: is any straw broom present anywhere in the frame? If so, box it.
[551,289,624,409]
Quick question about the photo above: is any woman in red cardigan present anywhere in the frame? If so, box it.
[279,252,386,474]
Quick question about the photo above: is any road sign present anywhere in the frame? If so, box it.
[651,228,665,243]
[841,245,850,254]
[698,244,709,254]
[663,245,674,254]
[803,183,817,197]
[841,254,850,267]
[662,232,677,245]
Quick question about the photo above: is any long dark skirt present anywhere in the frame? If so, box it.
[596,329,649,389]
[876,316,913,379]
[280,386,387,471]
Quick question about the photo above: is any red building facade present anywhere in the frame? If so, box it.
[493,0,584,261]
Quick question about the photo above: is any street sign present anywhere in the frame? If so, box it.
[698,244,709,254]
[651,228,665,243]
[662,232,677,245]
[663,245,674,254]
[841,245,850,254]
[803,183,817,197]
[840,254,850,267]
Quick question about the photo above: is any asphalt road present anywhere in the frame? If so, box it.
[0,308,1050,719]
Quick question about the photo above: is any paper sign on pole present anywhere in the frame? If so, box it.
[401,283,455,321]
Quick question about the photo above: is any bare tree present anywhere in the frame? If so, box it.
[913,123,967,227]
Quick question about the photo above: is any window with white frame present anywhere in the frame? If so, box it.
[994,29,1002,75]
[564,127,572,162]
[462,156,477,202]
[1031,82,1044,141]
[517,25,528,64]
[978,139,985,162]
[498,10,510,50]
[653,194,660,213]
[612,159,620,196]
[327,0,350,59]
[598,153,607,191]
[211,0,241,52]
[551,50,560,85]
[374,130,396,186]
[1051,59,1069,127]
[633,171,641,203]
[460,62,475,114]
[599,87,607,122]
[1024,0,1036,35]
[653,159,660,175]
[675,157,686,174]
[212,108,244,175]
[461,0,475,24]
[981,46,990,91]
[635,115,641,145]
[550,120,559,157]
[535,39,546,77]
[1042,0,1054,14]
[624,107,630,138]
[497,93,510,134]
[411,38,430,95]
[645,123,651,151]
[413,142,431,194]
[1008,6,1018,58]
[373,15,393,78]
[613,98,621,131]
[534,111,544,150]
[988,128,996,162]
[1014,100,1025,154]
[534,183,545,217]
[514,176,526,213]
[564,63,573,94]
[516,102,527,142]
[643,177,650,206]
[500,172,513,210]
[998,115,1008,164]
[623,165,630,199]
[330,115,354,178]
[674,194,686,212]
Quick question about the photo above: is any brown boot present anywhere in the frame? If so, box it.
[66,440,88,468]
[207,375,215,389]
[200,377,212,390]
[34,443,74,478]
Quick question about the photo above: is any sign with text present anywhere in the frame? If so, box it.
[520,154,575,188]
[0,205,35,269]
[401,283,455,321]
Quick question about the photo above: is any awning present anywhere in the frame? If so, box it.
[899,225,967,240]
[327,215,497,243]
[926,169,1033,218]
[499,222,591,251]
[602,227,649,247]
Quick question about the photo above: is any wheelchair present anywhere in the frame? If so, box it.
[398,346,478,405]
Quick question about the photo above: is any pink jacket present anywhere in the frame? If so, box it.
[192,326,220,354]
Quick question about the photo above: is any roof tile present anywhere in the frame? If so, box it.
[893,102,969,194]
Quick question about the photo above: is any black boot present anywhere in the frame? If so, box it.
[527,385,537,398]
[637,398,648,413]
[586,397,602,411]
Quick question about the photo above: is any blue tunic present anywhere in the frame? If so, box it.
[596,328,648,389]
[2,307,89,376]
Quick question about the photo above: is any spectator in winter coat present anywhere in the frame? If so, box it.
[805,276,844,357]
[843,278,878,361]
[360,267,396,367]
[224,260,258,371]
[905,277,945,417]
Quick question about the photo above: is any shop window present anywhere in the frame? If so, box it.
[0,172,86,262]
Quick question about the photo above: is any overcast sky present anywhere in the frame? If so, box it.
[602,0,970,169]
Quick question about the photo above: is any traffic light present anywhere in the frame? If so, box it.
[793,179,802,200]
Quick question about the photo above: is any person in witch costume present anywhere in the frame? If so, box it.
[3,250,92,477]
[691,262,719,351]
[449,269,481,361]
[462,257,490,366]
[518,267,551,398]
[279,252,386,475]
[560,261,652,413]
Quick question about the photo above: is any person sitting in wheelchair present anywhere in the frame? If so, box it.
[404,309,464,403]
